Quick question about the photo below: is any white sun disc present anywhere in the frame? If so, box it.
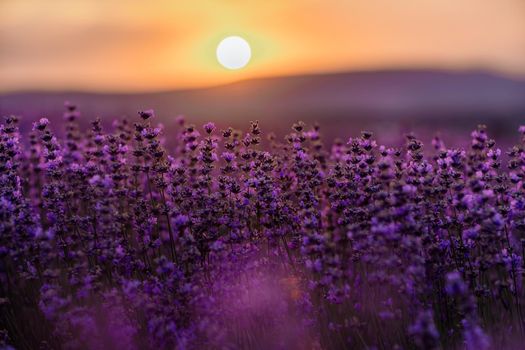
[216,36,251,70]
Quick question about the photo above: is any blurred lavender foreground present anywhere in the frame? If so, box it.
[1,100,525,347]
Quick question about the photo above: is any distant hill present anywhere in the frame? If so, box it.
[1,69,525,139]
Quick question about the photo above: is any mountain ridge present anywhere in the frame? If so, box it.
[2,69,524,137]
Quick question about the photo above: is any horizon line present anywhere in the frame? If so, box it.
[2,66,525,96]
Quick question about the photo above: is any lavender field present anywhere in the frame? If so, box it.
[1,104,525,349]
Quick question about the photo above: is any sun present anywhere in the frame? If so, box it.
[216,36,251,70]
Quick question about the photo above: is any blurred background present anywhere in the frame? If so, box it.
[1,0,524,144]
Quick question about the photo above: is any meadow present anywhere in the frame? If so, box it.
[1,103,525,349]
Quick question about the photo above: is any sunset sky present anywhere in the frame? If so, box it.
[1,0,524,92]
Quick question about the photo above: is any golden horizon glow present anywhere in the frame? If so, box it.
[1,0,524,92]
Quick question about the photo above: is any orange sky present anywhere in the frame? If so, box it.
[1,0,524,92]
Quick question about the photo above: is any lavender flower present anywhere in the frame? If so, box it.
[1,110,524,349]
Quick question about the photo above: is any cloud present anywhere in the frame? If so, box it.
[1,22,176,65]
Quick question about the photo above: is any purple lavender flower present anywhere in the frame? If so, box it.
[138,109,155,120]
[2,111,524,349]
